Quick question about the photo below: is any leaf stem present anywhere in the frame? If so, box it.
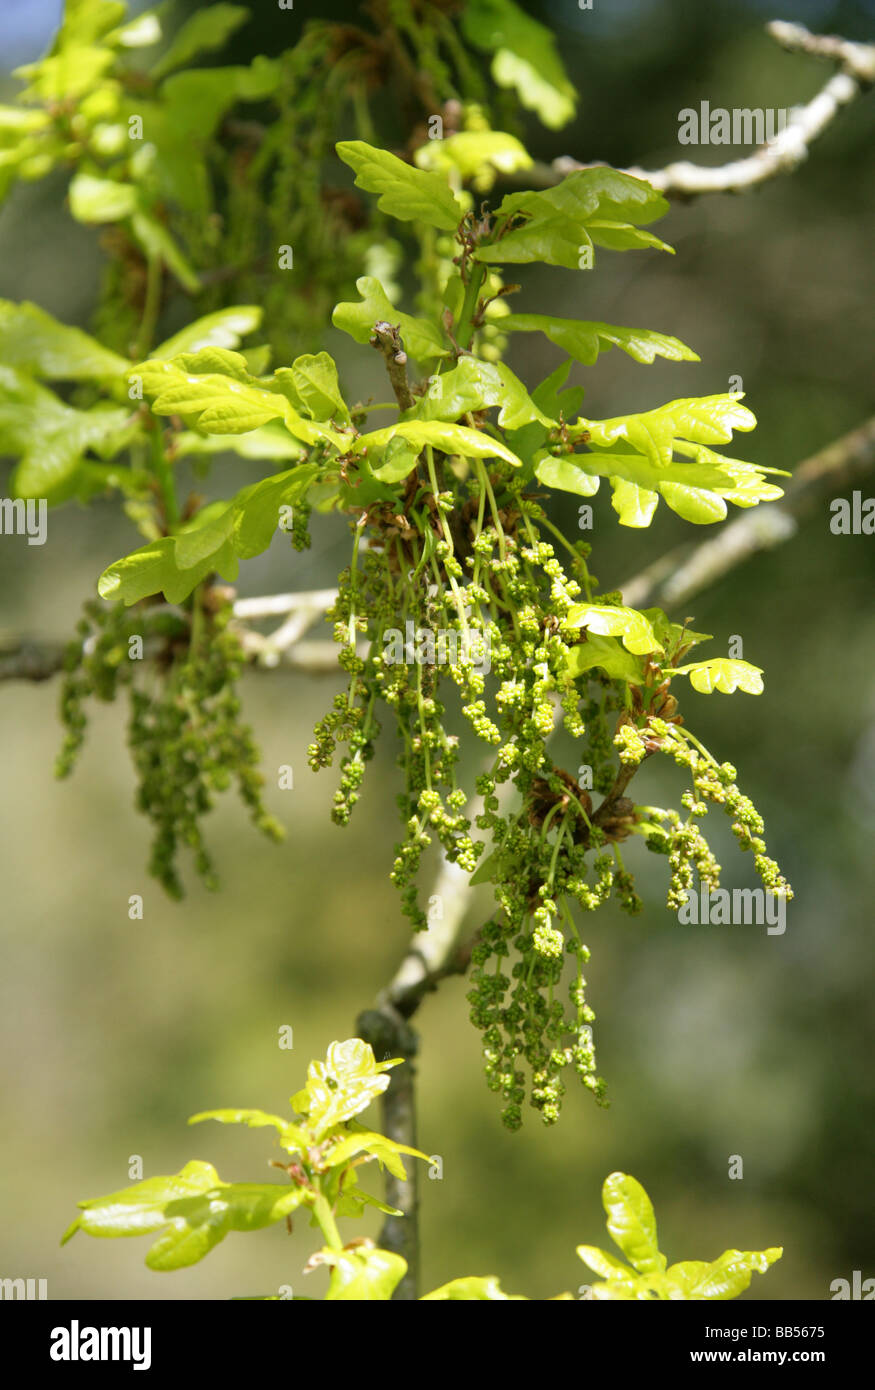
[150,425,179,532]
[455,260,486,351]
[136,253,162,361]
[312,1192,343,1252]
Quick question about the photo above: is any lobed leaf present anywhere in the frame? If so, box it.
[671,658,765,695]
[136,347,348,446]
[413,356,555,430]
[578,394,756,468]
[461,0,576,129]
[0,299,129,380]
[564,604,663,656]
[98,464,318,603]
[332,276,449,365]
[290,1039,402,1142]
[62,1160,306,1271]
[564,633,645,685]
[152,306,262,359]
[414,129,532,190]
[336,140,461,232]
[358,420,522,476]
[501,313,698,367]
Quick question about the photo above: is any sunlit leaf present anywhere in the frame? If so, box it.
[422,1275,525,1300]
[152,306,262,359]
[332,276,449,365]
[323,1245,407,1300]
[68,171,138,222]
[188,1108,310,1154]
[502,313,698,366]
[602,1172,666,1277]
[0,299,129,379]
[336,140,461,232]
[414,130,532,191]
[671,658,764,695]
[290,1039,402,1141]
[564,633,645,684]
[62,1160,306,1271]
[358,420,521,470]
[413,356,554,430]
[564,604,663,656]
[462,0,576,129]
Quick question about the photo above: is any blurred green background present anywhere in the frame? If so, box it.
[1,0,873,1300]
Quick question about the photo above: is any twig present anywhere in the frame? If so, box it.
[232,588,339,620]
[0,639,66,683]
[369,321,415,411]
[519,22,874,199]
[621,414,875,610]
[0,590,342,683]
[355,844,479,1300]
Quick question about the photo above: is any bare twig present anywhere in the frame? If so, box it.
[621,415,875,611]
[0,590,343,684]
[0,638,66,683]
[231,588,339,620]
[369,321,415,412]
[521,21,874,199]
[355,841,480,1300]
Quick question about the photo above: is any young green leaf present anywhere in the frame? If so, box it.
[665,1247,783,1299]
[414,130,532,190]
[62,1160,307,1271]
[151,306,263,359]
[602,1172,666,1277]
[501,313,699,367]
[188,1107,310,1154]
[0,299,130,379]
[136,347,348,446]
[3,366,132,503]
[461,0,576,130]
[371,434,421,484]
[336,140,461,232]
[275,352,350,424]
[98,464,318,603]
[536,441,782,528]
[576,1244,640,1283]
[332,276,449,365]
[322,1127,429,1180]
[478,167,671,268]
[98,531,240,606]
[579,394,757,468]
[476,210,585,269]
[323,1246,407,1300]
[564,604,663,656]
[231,465,320,559]
[290,1039,402,1142]
[671,658,765,695]
[421,1275,525,1300]
[413,356,555,430]
[68,171,138,223]
[535,453,600,498]
[609,477,659,527]
[564,633,646,684]
[356,420,522,470]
